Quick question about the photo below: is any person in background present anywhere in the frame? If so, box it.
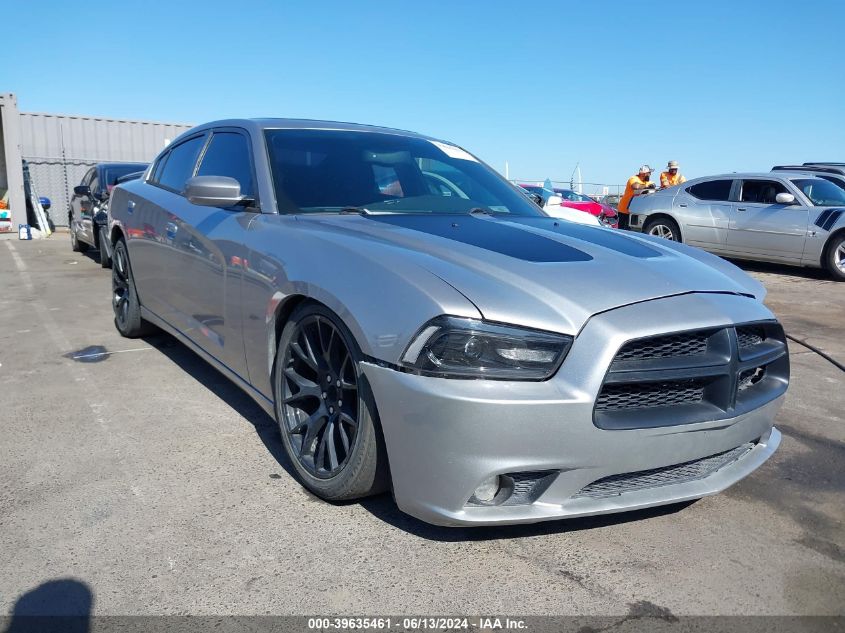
[660,160,686,188]
[617,165,656,229]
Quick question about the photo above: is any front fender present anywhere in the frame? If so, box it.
[241,216,481,399]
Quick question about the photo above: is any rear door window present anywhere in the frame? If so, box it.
[157,135,207,193]
[195,132,255,198]
[686,179,733,201]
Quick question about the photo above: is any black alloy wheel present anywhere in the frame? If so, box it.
[111,239,154,338]
[275,303,387,500]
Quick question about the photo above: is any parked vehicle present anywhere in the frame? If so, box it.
[771,164,845,191]
[600,193,621,210]
[108,119,786,526]
[69,162,147,265]
[628,172,845,280]
[519,184,618,227]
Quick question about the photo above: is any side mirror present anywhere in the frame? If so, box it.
[184,176,243,207]
[546,195,563,207]
[74,185,91,197]
[775,192,796,205]
[38,196,51,211]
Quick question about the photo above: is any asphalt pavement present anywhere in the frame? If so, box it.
[0,233,842,617]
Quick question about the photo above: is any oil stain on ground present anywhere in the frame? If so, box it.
[64,345,109,363]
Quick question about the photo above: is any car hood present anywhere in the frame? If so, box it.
[297,214,764,334]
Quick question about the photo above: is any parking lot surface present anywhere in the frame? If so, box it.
[1,233,843,616]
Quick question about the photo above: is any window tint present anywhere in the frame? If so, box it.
[791,178,845,206]
[89,173,99,194]
[264,129,543,216]
[81,168,95,188]
[158,135,206,192]
[740,180,788,204]
[196,132,254,198]
[103,164,146,188]
[687,179,733,201]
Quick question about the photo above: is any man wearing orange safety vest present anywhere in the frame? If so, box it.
[618,165,656,230]
[660,160,686,188]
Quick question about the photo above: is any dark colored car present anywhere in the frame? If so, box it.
[771,164,845,191]
[69,162,147,266]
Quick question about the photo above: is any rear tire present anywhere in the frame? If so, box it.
[99,228,112,268]
[824,234,845,281]
[112,239,156,337]
[643,216,682,242]
[274,302,388,501]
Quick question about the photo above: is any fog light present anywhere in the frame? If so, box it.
[472,476,501,504]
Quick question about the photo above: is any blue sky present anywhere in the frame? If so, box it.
[4,0,844,192]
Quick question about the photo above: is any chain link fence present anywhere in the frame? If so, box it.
[23,157,99,226]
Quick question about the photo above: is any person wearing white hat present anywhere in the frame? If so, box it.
[660,161,686,188]
[617,164,656,229]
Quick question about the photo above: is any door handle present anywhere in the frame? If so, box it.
[679,203,687,207]
[736,208,747,212]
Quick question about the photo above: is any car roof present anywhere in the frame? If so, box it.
[98,162,148,169]
[693,171,827,180]
[184,118,434,140]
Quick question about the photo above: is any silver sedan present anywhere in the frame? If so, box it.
[107,120,787,526]
[628,172,845,280]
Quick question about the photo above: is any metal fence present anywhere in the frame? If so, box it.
[18,112,192,225]
[24,157,95,224]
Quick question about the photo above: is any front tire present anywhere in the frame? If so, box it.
[70,227,88,253]
[824,234,845,281]
[112,239,156,337]
[274,302,388,501]
[643,216,682,242]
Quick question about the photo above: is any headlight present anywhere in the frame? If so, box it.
[401,316,572,380]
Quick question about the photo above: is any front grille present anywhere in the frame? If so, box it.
[574,443,755,499]
[614,331,711,361]
[596,379,707,411]
[737,325,766,348]
[594,321,788,430]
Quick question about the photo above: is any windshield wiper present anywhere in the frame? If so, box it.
[338,206,371,215]
[468,207,493,215]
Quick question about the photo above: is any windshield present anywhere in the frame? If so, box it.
[791,178,845,206]
[555,189,593,203]
[103,164,147,188]
[264,129,544,216]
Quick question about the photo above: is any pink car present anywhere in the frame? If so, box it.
[519,185,618,228]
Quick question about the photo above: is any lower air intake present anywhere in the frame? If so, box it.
[573,442,755,499]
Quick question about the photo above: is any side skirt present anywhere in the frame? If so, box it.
[140,306,276,419]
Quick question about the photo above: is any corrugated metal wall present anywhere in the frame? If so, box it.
[19,113,192,224]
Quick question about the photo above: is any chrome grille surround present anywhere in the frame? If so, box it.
[594,321,789,430]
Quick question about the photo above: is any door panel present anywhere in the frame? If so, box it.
[676,194,731,249]
[164,199,252,376]
[727,180,808,261]
[70,168,94,243]
[677,180,735,250]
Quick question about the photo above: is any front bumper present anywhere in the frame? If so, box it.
[363,292,785,526]
[628,213,646,231]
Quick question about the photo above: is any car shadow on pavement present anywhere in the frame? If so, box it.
[728,258,830,281]
[142,332,299,483]
[143,331,696,541]
[357,495,695,542]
